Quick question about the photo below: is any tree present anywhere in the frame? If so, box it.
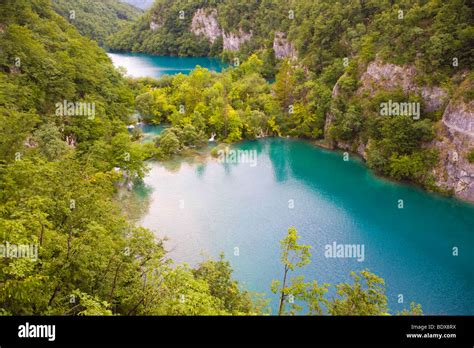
[273,59,296,110]
[398,302,423,316]
[327,270,388,315]
[271,227,311,315]
[32,123,69,161]
[193,253,267,314]
[156,129,181,158]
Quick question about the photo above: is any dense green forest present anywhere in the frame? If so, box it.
[0,0,430,316]
[52,0,142,46]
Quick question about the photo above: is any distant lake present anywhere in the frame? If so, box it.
[108,52,228,78]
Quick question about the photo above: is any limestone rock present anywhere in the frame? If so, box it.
[273,32,297,60]
[190,9,221,43]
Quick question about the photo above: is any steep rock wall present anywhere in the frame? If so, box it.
[190,8,221,43]
[222,29,252,51]
[432,98,474,201]
[273,32,297,60]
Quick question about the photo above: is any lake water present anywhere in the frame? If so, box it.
[133,136,474,315]
[108,52,227,78]
[134,123,166,143]
[110,55,474,315]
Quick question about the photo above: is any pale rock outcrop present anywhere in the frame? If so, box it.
[223,29,252,51]
[190,9,221,43]
[359,61,417,94]
[358,60,449,110]
[422,86,449,113]
[432,99,474,202]
[356,60,474,202]
[273,32,297,60]
[189,8,251,51]
[149,15,163,31]
[442,99,474,136]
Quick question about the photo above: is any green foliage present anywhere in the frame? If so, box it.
[0,0,263,317]
[397,302,423,316]
[154,124,206,159]
[32,123,70,161]
[389,150,438,183]
[329,101,364,142]
[155,128,181,158]
[271,227,423,316]
[135,88,176,124]
[0,0,456,317]
[271,227,328,315]
[52,0,142,47]
[193,253,268,314]
[108,0,471,188]
[70,290,113,316]
[365,116,437,186]
[107,0,216,56]
[327,270,388,316]
[127,56,289,147]
[467,148,474,164]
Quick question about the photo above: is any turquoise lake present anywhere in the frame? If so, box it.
[135,123,166,143]
[107,52,227,78]
[109,56,474,315]
[132,136,474,315]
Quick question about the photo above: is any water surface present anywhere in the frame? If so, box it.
[108,52,227,78]
[133,137,474,315]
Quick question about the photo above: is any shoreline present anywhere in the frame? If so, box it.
[136,127,473,206]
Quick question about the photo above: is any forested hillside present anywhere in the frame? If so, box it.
[0,0,261,315]
[52,0,142,46]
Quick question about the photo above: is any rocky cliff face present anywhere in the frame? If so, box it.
[432,98,474,201]
[222,29,252,51]
[273,32,297,60]
[189,8,252,51]
[149,15,163,31]
[357,60,449,111]
[190,8,221,43]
